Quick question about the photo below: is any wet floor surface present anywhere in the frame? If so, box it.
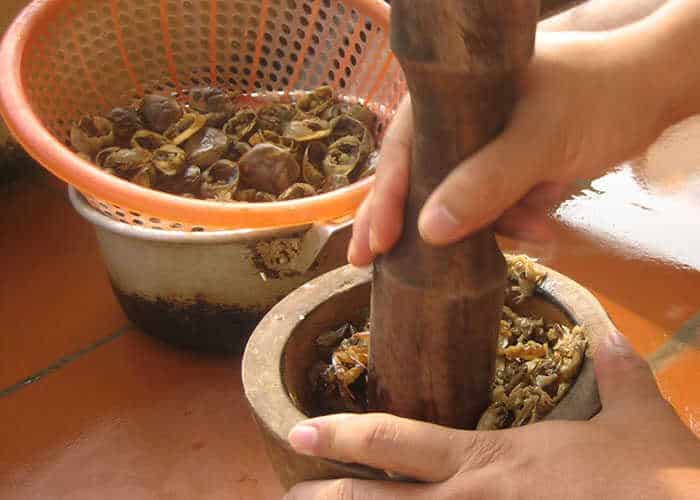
[1,116,699,498]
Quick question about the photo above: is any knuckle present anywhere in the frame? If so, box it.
[456,432,511,471]
[331,479,357,500]
[361,416,402,451]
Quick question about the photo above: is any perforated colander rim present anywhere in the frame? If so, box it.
[0,0,394,229]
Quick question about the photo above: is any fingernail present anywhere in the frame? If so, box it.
[369,228,379,253]
[288,425,319,455]
[419,204,462,243]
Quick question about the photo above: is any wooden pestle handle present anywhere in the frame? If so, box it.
[541,0,587,18]
[368,0,540,429]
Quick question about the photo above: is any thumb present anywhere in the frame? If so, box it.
[417,116,546,246]
[594,330,664,412]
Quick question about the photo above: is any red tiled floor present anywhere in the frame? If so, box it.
[0,330,283,500]
[501,223,700,339]
[595,293,671,358]
[657,349,700,436]
[0,182,127,388]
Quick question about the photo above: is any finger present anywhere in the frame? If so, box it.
[594,329,665,411]
[494,204,556,242]
[284,478,436,500]
[519,182,568,210]
[288,413,467,482]
[348,192,374,266]
[418,116,545,246]
[369,97,412,255]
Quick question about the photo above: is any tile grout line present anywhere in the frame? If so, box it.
[648,312,700,374]
[1,313,694,398]
[0,324,133,399]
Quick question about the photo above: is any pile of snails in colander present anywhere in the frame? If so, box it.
[69,86,379,202]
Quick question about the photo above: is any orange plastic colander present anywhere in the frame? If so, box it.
[0,0,405,230]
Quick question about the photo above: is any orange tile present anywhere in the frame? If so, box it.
[500,222,700,358]
[656,349,700,437]
[0,182,126,388]
[595,294,671,358]
[0,330,283,500]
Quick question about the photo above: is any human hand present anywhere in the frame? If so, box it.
[348,28,673,265]
[285,331,700,500]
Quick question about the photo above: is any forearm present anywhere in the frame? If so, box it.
[620,0,700,131]
[541,0,667,31]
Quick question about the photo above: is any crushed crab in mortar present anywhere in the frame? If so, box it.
[308,255,587,430]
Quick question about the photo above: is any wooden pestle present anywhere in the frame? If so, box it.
[541,0,587,18]
[368,0,540,429]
